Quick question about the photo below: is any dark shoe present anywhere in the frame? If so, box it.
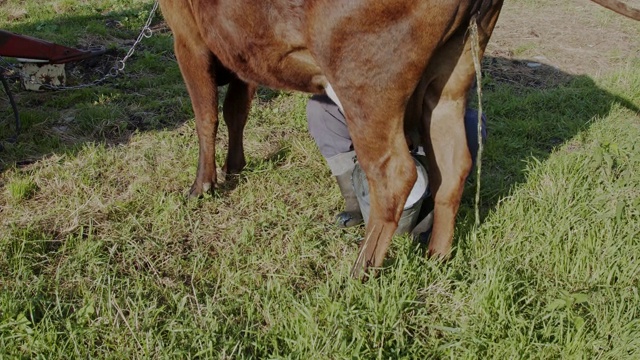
[410,191,434,243]
[411,210,433,244]
[335,171,364,228]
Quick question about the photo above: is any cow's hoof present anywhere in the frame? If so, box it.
[222,163,245,177]
[188,182,213,199]
[350,260,373,282]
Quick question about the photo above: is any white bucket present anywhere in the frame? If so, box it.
[351,156,429,235]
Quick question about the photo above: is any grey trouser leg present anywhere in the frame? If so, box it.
[306,94,356,176]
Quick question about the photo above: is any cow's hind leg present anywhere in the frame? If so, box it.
[173,34,221,198]
[351,135,416,279]
[306,1,472,278]
[423,83,473,258]
[423,9,502,258]
[222,78,256,176]
[341,98,417,279]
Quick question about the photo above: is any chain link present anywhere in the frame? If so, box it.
[0,57,21,79]
[1,0,160,91]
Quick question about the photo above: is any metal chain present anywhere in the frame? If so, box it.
[0,57,21,79]
[114,0,160,76]
[1,0,160,91]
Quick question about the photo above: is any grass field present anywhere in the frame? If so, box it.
[1,0,639,358]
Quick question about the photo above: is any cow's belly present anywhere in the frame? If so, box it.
[192,0,327,93]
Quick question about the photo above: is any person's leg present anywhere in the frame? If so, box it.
[306,93,488,234]
[306,94,363,227]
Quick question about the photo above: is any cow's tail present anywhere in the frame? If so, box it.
[591,0,640,20]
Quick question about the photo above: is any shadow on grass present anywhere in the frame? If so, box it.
[216,146,292,194]
[382,57,639,266]
[0,4,179,166]
[449,56,640,256]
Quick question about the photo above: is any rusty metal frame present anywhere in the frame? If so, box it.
[0,30,107,146]
[1,71,20,148]
[0,30,106,64]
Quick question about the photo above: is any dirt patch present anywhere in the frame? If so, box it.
[487,0,640,79]
[483,56,574,90]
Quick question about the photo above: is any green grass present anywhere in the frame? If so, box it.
[1,0,640,358]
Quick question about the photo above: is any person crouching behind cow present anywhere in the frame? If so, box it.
[306,94,486,240]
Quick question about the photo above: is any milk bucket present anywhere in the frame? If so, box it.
[351,156,429,235]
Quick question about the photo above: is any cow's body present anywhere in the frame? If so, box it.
[157,0,638,278]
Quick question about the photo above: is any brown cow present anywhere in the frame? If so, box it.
[158,0,640,279]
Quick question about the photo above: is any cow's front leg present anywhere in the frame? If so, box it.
[173,35,220,198]
[222,78,256,176]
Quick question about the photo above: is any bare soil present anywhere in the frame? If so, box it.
[485,0,640,87]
